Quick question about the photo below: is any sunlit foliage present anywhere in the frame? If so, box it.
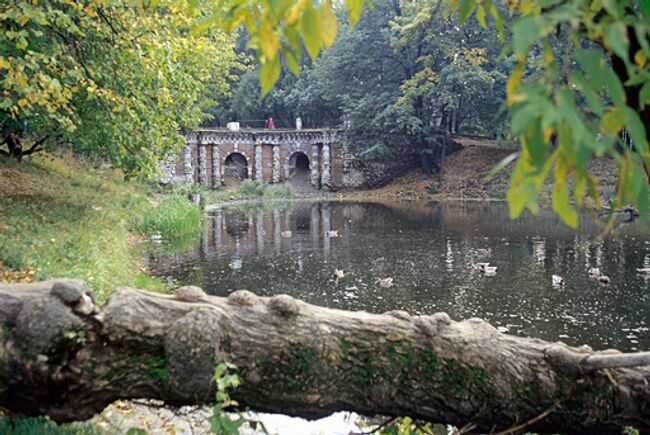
[1,0,242,175]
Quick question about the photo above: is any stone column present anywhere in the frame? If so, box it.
[322,204,331,258]
[256,211,264,255]
[255,144,263,181]
[212,146,221,187]
[310,204,320,249]
[183,144,194,184]
[310,144,320,189]
[321,143,331,190]
[198,145,208,186]
[201,219,209,256]
[273,209,281,255]
[214,209,223,256]
[272,145,281,183]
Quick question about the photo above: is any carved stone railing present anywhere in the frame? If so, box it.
[186,129,343,147]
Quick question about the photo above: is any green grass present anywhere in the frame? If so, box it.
[135,195,200,239]
[206,180,294,202]
[0,416,100,435]
[0,151,200,301]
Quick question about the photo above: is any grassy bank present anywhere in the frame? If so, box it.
[0,151,200,301]
[205,180,294,203]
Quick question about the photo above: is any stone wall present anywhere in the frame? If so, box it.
[167,130,346,191]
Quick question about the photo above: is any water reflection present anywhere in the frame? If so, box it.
[147,200,650,352]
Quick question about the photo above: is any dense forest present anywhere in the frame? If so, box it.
[209,0,512,143]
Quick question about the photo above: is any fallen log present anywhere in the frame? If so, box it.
[1,279,649,434]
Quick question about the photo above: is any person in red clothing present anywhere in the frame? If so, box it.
[265,117,275,129]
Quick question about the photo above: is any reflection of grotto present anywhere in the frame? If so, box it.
[224,210,249,237]
[295,209,311,231]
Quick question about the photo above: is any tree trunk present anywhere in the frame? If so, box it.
[2,279,650,434]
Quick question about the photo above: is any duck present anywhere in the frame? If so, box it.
[552,274,565,287]
[588,267,601,278]
[482,265,497,275]
[281,230,292,238]
[472,263,497,274]
[327,230,339,238]
[376,277,394,288]
[597,275,611,284]
[334,269,345,280]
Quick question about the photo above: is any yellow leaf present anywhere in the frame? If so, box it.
[634,49,647,67]
[17,98,27,107]
[285,0,306,26]
[259,22,280,61]
[87,86,97,93]
[506,63,523,106]
[317,2,337,48]
[601,108,623,134]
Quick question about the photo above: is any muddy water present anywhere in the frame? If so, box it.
[147,200,650,352]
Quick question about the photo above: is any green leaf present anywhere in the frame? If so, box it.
[301,1,321,60]
[576,49,605,88]
[260,55,281,95]
[603,67,626,106]
[282,45,300,75]
[511,102,539,135]
[640,81,650,108]
[641,0,650,17]
[457,0,476,23]
[569,71,603,116]
[605,22,629,61]
[600,107,624,134]
[511,15,549,57]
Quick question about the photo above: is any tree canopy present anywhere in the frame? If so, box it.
[213,0,649,227]
[1,0,242,175]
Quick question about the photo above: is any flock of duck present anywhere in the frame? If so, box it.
[469,259,650,287]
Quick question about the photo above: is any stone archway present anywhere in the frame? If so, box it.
[223,153,248,180]
[288,152,310,179]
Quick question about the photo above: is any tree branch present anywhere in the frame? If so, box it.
[21,135,50,156]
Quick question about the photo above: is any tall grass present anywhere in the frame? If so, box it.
[135,195,200,239]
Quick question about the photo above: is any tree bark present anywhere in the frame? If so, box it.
[1,279,650,434]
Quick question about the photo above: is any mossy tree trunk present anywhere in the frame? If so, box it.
[1,280,650,434]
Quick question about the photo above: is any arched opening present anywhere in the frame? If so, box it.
[224,209,249,238]
[223,153,248,180]
[288,152,310,179]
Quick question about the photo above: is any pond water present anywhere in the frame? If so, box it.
[147,200,650,352]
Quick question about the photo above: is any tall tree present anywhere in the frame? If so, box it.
[215,0,650,225]
[1,0,241,175]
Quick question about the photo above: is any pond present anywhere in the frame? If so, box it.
[147,200,650,352]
